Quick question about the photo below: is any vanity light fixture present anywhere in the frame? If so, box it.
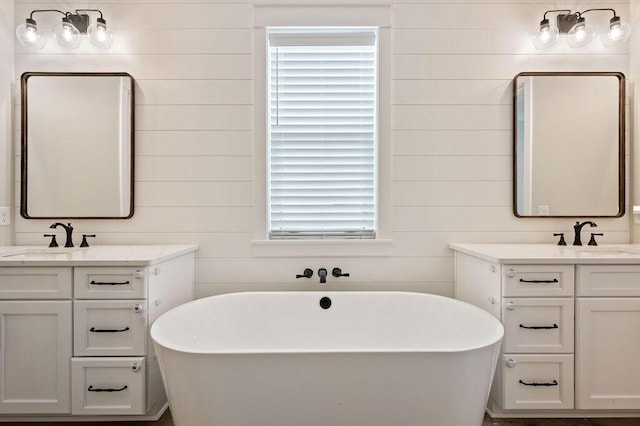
[533,8,631,49]
[16,9,113,50]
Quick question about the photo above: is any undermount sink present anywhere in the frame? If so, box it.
[0,247,80,259]
[574,246,640,257]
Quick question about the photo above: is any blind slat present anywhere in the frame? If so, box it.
[268,28,377,239]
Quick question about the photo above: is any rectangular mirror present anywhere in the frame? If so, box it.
[513,72,625,218]
[21,72,134,219]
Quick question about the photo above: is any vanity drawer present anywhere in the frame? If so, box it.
[74,267,147,299]
[577,265,640,296]
[501,354,574,410]
[0,267,71,299]
[503,265,574,297]
[74,300,147,356]
[502,298,574,353]
[71,357,145,415]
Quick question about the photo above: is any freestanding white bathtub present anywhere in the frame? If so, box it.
[151,291,503,426]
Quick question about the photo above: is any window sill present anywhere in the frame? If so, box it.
[251,239,393,258]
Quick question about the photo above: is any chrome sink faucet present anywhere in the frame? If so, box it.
[573,221,597,246]
[49,222,74,248]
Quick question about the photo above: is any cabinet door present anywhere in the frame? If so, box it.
[0,301,72,413]
[576,297,640,409]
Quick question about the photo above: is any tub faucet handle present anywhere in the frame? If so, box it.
[296,268,313,279]
[332,267,350,278]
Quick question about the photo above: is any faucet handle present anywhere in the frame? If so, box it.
[44,234,59,248]
[588,233,604,246]
[553,233,567,246]
[332,267,350,278]
[295,268,313,279]
[80,234,96,248]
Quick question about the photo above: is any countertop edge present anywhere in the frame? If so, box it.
[449,243,640,264]
[0,244,199,266]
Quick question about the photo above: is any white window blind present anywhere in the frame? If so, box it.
[267,28,377,239]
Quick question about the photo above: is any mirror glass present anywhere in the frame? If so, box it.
[513,72,624,218]
[21,72,134,219]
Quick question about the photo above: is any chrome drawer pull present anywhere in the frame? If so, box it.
[519,379,558,387]
[90,326,130,333]
[90,280,130,286]
[519,278,559,284]
[519,323,559,330]
[88,385,128,392]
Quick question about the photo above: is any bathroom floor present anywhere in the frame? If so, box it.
[1,412,639,425]
[2,412,640,426]
[483,415,640,425]
[0,410,174,426]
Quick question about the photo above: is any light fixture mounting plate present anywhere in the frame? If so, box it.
[557,14,578,33]
[67,14,89,33]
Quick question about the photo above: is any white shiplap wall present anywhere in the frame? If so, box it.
[0,0,13,246]
[11,0,631,297]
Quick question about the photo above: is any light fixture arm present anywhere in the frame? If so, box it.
[75,9,105,20]
[579,8,618,19]
[28,9,67,20]
[542,9,572,21]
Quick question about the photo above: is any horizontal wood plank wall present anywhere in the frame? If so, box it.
[12,0,631,298]
[0,0,13,246]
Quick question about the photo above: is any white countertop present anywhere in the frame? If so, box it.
[449,243,640,264]
[0,245,199,266]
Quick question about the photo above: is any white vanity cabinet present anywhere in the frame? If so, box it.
[451,243,640,418]
[0,245,197,421]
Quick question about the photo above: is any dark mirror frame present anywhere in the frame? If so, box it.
[513,71,625,218]
[20,71,135,219]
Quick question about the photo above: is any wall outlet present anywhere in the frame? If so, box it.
[0,207,10,226]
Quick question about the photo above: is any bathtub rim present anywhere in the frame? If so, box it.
[150,290,504,355]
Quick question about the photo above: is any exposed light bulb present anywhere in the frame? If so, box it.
[16,18,45,49]
[53,17,81,48]
[62,25,75,40]
[88,17,113,49]
[602,16,631,46]
[532,18,559,49]
[567,17,595,48]
[25,27,38,42]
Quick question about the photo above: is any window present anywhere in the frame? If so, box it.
[267,28,378,240]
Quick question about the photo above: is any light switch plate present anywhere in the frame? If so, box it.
[0,207,9,226]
